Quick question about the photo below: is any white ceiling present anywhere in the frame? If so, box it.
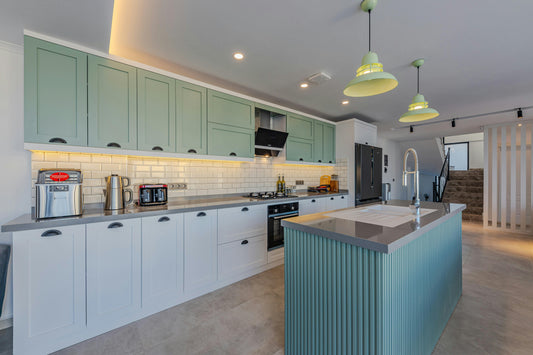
[2,0,533,141]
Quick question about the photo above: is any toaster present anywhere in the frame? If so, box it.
[35,169,83,219]
[138,184,168,206]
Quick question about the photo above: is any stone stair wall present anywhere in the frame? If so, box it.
[442,169,483,222]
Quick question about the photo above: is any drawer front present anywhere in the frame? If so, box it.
[218,235,267,280]
[218,205,267,244]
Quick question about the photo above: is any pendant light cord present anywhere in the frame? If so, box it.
[417,66,420,93]
[368,10,372,52]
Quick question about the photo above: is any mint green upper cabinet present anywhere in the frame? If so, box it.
[88,55,137,150]
[287,114,314,140]
[313,121,324,163]
[208,123,254,158]
[137,69,176,152]
[323,123,336,164]
[24,36,87,146]
[176,81,207,155]
[207,90,254,129]
[286,137,314,162]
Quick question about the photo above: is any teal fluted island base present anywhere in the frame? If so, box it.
[284,206,463,355]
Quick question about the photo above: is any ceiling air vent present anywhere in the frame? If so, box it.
[307,72,332,85]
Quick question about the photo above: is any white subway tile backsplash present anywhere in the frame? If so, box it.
[30,152,347,206]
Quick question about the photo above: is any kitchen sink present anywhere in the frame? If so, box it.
[325,204,436,228]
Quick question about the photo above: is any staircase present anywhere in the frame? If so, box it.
[442,169,483,222]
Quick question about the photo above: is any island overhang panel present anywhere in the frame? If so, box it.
[283,203,463,355]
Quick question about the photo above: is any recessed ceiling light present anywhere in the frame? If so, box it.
[342,100,349,105]
[233,52,244,60]
[300,83,309,88]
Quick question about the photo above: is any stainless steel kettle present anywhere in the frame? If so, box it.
[104,174,133,210]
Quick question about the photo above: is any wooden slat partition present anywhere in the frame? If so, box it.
[484,122,532,233]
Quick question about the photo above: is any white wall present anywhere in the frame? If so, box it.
[0,41,32,322]
[445,132,484,169]
[376,136,403,200]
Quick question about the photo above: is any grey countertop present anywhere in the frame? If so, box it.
[281,200,466,254]
[1,190,348,233]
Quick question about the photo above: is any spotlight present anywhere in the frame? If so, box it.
[452,119,456,128]
[410,125,414,133]
[517,108,523,119]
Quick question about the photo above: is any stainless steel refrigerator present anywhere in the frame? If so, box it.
[355,143,382,205]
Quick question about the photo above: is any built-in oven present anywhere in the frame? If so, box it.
[267,202,299,250]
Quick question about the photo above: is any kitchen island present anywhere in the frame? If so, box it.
[282,200,465,355]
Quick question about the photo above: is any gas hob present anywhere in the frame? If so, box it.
[245,192,298,200]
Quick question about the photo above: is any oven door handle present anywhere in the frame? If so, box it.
[271,213,299,220]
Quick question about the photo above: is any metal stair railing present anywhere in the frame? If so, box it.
[433,148,450,202]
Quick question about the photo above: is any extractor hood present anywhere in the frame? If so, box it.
[255,128,288,157]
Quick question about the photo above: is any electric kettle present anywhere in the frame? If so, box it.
[104,174,133,210]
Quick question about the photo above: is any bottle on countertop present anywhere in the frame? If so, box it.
[276,175,282,193]
[281,175,286,194]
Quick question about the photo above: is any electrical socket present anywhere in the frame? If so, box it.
[296,180,304,185]
[168,183,187,190]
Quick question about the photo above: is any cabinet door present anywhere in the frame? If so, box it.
[326,195,349,211]
[141,214,183,310]
[353,122,377,146]
[313,121,324,163]
[184,210,217,294]
[286,137,313,162]
[137,69,176,152]
[88,55,137,149]
[207,90,254,129]
[24,36,87,146]
[176,80,207,154]
[218,205,267,244]
[208,123,254,158]
[287,114,314,140]
[13,225,85,355]
[323,123,336,164]
[299,198,326,215]
[218,235,267,281]
[87,218,141,328]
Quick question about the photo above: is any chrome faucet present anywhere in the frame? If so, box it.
[402,148,420,215]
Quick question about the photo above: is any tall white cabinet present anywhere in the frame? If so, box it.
[13,225,86,355]
[141,214,184,312]
[86,218,142,329]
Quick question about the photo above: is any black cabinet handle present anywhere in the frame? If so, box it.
[299,158,303,161]
[107,142,121,148]
[318,160,322,163]
[330,197,334,200]
[241,240,249,245]
[311,199,316,203]
[329,161,333,163]
[229,152,237,157]
[187,149,197,154]
[41,229,62,237]
[49,137,67,144]
[341,196,345,199]
[241,207,249,212]
[197,212,206,217]
[108,222,123,229]
[158,216,170,223]
[152,146,163,151]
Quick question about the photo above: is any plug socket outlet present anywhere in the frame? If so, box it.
[295,180,305,185]
[168,183,187,190]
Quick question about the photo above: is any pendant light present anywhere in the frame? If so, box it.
[343,0,398,97]
[399,59,439,122]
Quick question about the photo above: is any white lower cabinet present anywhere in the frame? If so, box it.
[299,197,327,215]
[325,195,349,211]
[13,225,86,355]
[184,210,218,294]
[218,204,266,244]
[218,235,267,280]
[86,218,142,329]
[141,214,184,311]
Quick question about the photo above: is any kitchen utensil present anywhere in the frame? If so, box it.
[35,169,83,219]
[104,174,133,210]
[138,184,168,206]
[320,175,331,186]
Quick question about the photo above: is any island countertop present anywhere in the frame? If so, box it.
[281,200,466,254]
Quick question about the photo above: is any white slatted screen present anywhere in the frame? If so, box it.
[484,122,532,233]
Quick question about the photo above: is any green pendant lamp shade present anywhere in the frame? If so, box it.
[399,59,439,122]
[344,52,398,97]
[343,0,398,97]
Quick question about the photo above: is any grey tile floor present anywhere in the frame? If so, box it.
[1,222,532,354]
